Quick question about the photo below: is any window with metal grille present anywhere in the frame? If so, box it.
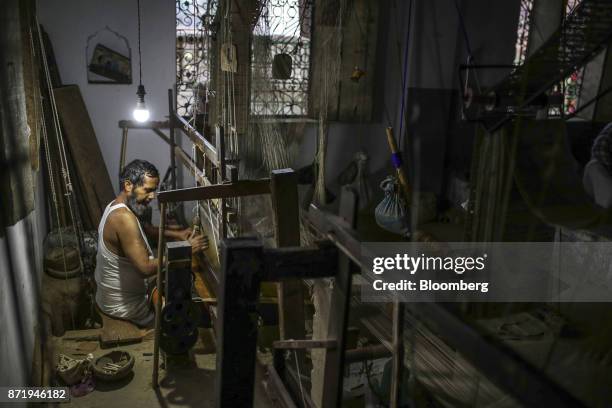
[176,0,218,119]
[250,0,313,116]
[514,0,534,67]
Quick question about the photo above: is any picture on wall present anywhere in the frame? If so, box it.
[88,44,132,84]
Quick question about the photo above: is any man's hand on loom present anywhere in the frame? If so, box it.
[188,233,209,253]
[178,228,194,241]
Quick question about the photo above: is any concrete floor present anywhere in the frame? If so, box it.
[54,333,275,407]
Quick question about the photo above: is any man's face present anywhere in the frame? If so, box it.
[125,174,159,219]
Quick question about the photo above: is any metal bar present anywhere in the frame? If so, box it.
[273,339,337,350]
[157,179,271,203]
[118,120,170,129]
[152,202,166,388]
[119,127,128,172]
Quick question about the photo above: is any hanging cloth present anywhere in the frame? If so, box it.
[375,176,410,236]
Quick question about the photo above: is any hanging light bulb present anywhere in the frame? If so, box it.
[132,0,150,122]
[133,84,150,122]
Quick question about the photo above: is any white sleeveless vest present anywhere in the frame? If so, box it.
[94,201,154,326]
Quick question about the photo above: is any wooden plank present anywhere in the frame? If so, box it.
[270,169,306,349]
[99,314,143,347]
[54,85,114,227]
[62,328,102,341]
[158,179,271,203]
[118,120,170,129]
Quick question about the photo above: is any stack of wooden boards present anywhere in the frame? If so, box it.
[53,85,114,230]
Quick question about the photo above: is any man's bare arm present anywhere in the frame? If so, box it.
[143,223,188,241]
[116,212,158,277]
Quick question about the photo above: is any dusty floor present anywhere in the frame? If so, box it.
[52,332,275,407]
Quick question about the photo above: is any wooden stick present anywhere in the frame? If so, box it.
[119,127,128,172]
[385,127,412,202]
[390,300,405,408]
[152,202,166,388]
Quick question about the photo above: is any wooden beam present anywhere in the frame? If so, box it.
[174,145,206,185]
[390,301,405,408]
[216,238,263,408]
[273,339,337,350]
[345,344,392,363]
[152,202,167,388]
[152,128,171,146]
[270,169,306,349]
[262,243,338,281]
[118,120,170,129]
[312,186,358,408]
[119,127,128,172]
[158,179,271,203]
[168,89,177,190]
[173,112,218,165]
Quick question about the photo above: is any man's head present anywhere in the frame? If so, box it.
[119,160,159,218]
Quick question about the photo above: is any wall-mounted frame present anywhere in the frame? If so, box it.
[86,26,132,84]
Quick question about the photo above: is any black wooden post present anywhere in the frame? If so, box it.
[168,88,177,190]
[216,238,263,408]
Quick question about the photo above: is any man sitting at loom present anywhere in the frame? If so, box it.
[94,159,208,327]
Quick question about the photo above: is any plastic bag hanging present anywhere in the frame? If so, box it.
[375,176,410,236]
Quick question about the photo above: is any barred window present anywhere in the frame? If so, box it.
[250,0,313,116]
[513,0,534,67]
[176,0,218,119]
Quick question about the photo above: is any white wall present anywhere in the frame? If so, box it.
[37,0,175,193]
